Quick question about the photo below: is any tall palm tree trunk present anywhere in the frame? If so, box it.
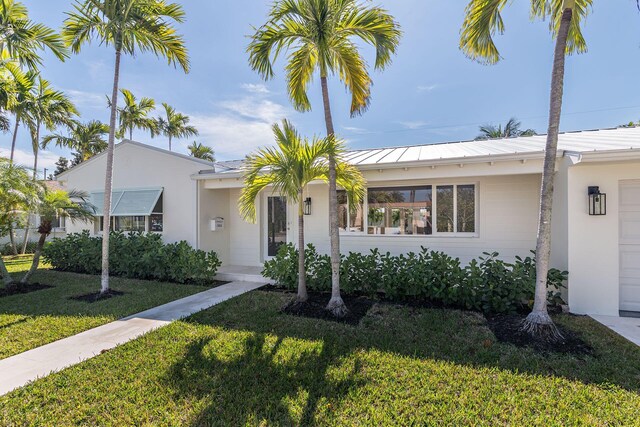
[21,122,40,255]
[320,75,347,317]
[10,118,19,164]
[297,189,308,303]
[20,229,47,284]
[522,2,573,341]
[169,135,172,151]
[100,47,122,295]
[8,229,18,255]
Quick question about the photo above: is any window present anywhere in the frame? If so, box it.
[367,186,432,235]
[338,190,364,233]
[338,184,477,237]
[93,188,163,233]
[42,215,66,231]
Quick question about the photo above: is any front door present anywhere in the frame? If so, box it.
[266,196,287,258]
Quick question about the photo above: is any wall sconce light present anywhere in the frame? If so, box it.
[588,186,606,216]
[304,197,312,215]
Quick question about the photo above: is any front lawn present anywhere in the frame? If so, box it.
[0,256,211,359]
[1,290,639,425]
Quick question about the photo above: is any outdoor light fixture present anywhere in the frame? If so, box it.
[304,197,312,215]
[588,186,606,216]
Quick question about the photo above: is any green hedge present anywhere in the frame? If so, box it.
[263,244,567,314]
[43,231,221,285]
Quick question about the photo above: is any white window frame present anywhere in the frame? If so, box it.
[339,182,479,238]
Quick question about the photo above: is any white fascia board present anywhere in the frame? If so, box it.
[567,148,640,164]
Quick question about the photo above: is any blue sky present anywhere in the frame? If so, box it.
[2,0,640,175]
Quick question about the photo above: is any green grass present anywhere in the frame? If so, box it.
[1,290,639,425]
[0,256,211,360]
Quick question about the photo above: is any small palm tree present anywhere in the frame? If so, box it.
[476,118,536,140]
[19,189,94,284]
[107,88,156,140]
[0,0,68,69]
[42,120,109,162]
[0,158,41,284]
[153,103,198,151]
[7,68,34,164]
[239,120,365,304]
[248,0,401,317]
[187,141,215,162]
[63,0,190,295]
[460,0,599,340]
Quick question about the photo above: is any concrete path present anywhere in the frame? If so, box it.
[591,315,640,347]
[0,281,264,396]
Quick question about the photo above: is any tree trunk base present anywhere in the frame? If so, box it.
[326,296,349,318]
[521,311,564,343]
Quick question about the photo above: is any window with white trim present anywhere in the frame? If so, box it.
[338,184,477,237]
[93,188,163,233]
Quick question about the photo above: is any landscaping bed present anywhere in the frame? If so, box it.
[1,289,638,425]
[276,289,374,325]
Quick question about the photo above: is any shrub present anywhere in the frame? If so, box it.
[1,241,39,256]
[262,244,568,314]
[43,231,221,285]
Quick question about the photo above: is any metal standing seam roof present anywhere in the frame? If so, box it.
[198,127,640,175]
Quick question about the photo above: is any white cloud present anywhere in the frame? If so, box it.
[398,120,427,130]
[417,84,438,93]
[187,96,290,159]
[343,126,369,135]
[65,89,106,110]
[0,148,61,178]
[240,83,270,94]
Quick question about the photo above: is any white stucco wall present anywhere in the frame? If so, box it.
[198,185,231,265]
[57,142,206,247]
[566,160,640,316]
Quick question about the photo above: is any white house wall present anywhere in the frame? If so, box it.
[227,187,262,267]
[567,160,640,316]
[198,185,231,265]
[58,142,203,246]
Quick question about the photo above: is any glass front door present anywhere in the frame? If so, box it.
[267,196,287,257]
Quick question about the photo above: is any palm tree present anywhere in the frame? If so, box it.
[20,76,77,253]
[248,0,401,317]
[460,0,596,340]
[476,118,536,140]
[0,0,68,69]
[187,141,215,162]
[19,189,94,284]
[153,102,198,151]
[7,68,34,164]
[0,158,41,284]
[239,120,364,304]
[107,88,156,140]
[42,120,109,162]
[63,0,190,295]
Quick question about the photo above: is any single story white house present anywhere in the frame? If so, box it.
[55,127,640,317]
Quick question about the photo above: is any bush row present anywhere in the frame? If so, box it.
[263,244,567,314]
[43,231,221,285]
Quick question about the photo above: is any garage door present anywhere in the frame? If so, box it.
[620,181,640,312]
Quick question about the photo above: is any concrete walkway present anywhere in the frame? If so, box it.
[591,315,640,347]
[0,281,264,396]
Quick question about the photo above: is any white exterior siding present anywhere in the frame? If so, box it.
[57,142,207,247]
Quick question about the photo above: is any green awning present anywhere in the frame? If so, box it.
[91,188,163,216]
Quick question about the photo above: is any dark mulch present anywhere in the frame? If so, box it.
[275,289,375,326]
[487,314,594,356]
[69,289,126,303]
[0,283,54,298]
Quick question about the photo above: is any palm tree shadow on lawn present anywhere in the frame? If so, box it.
[162,290,640,425]
[166,332,366,426]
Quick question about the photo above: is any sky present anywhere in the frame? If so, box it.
[2,0,640,176]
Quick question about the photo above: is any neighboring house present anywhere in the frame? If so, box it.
[55,128,640,318]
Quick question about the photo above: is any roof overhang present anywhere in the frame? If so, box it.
[567,148,640,164]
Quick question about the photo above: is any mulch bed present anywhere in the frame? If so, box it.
[69,289,126,303]
[487,314,594,356]
[272,288,375,325]
[0,283,54,298]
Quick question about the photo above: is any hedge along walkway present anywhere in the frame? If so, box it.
[0,280,264,396]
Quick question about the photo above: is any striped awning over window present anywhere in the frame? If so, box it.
[91,188,163,216]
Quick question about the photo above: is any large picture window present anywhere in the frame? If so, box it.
[338,183,477,237]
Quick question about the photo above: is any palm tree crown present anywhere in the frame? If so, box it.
[153,102,198,151]
[476,117,536,140]
[248,0,401,117]
[42,119,109,162]
[0,0,69,69]
[108,88,156,140]
[187,141,215,162]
